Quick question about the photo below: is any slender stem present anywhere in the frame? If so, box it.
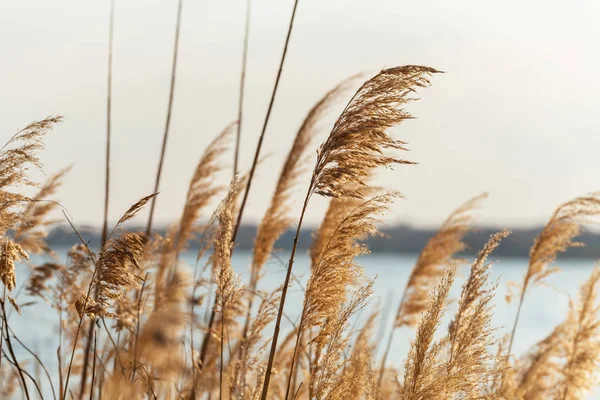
[78,320,95,400]
[101,0,115,247]
[285,307,307,400]
[219,309,225,400]
[89,331,97,400]
[198,307,216,373]
[61,212,102,400]
[233,0,252,178]
[130,272,149,383]
[198,0,300,376]
[507,280,528,360]
[260,184,311,400]
[1,296,30,400]
[377,289,408,389]
[8,325,57,400]
[145,0,184,236]
[231,0,301,243]
[1,348,43,399]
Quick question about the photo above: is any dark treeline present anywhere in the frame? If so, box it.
[46,224,600,259]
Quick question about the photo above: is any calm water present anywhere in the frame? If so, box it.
[7,249,598,398]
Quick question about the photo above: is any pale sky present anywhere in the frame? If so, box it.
[2,0,600,229]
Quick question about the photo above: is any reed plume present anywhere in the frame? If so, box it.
[330,310,378,400]
[508,193,600,357]
[445,230,509,397]
[557,267,600,400]
[260,65,439,399]
[252,76,358,285]
[13,167,70,254]
[0,116,62,236]
[378,193,486,387]
[310,282,374,399]
[0,240,28,292]
[287,192,397,397]
[177,122,234,253]
[400,265,456,400]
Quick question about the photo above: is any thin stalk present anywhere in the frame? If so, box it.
[507,279,529,359]
[377,289,408,389]
[81,2,115,392]
[1,295,30,400]
[199,0,300,375]
[89,331,97,400]
[61,212,103,400]
[285,307,307,400]
[8,325,57,400]
[219,309,225,400]
[78,320,95,400]
[145,0,184,236]
[2,348,43,399]
[198,308,216,372]
[101,0,115,247]
[233,0,252,178]
[231,0,301,243]
[130,273,149,382]
[260,183,312,400]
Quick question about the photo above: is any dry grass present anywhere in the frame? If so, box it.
[3,66,600,400]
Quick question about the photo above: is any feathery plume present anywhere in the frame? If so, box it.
[253,76,359,283]
[557,267,600,400]
[0,240,28,291]
[0,116,62,236]
[303,193,398,334]
[400,265,456,400]
[378,193,486,389]
[261,65,439,399]
[445,230,510,397]
[508,193,600,357]
[177,123,234,253]
[13,167,70,254]
[312,66,439,199]
[397,193,487,328]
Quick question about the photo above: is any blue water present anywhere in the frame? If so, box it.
[6,249,598,398]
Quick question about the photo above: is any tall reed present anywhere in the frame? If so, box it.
[146,0,184,237]
[260,65,439,399]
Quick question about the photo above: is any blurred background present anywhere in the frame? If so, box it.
[2,0,600,232]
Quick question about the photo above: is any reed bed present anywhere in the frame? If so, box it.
[3,4,600,400]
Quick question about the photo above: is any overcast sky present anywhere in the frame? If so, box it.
[2,0,600,229]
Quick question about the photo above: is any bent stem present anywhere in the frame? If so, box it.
[260,182,312,400]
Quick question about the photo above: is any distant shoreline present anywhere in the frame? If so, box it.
[45,224,600,259]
